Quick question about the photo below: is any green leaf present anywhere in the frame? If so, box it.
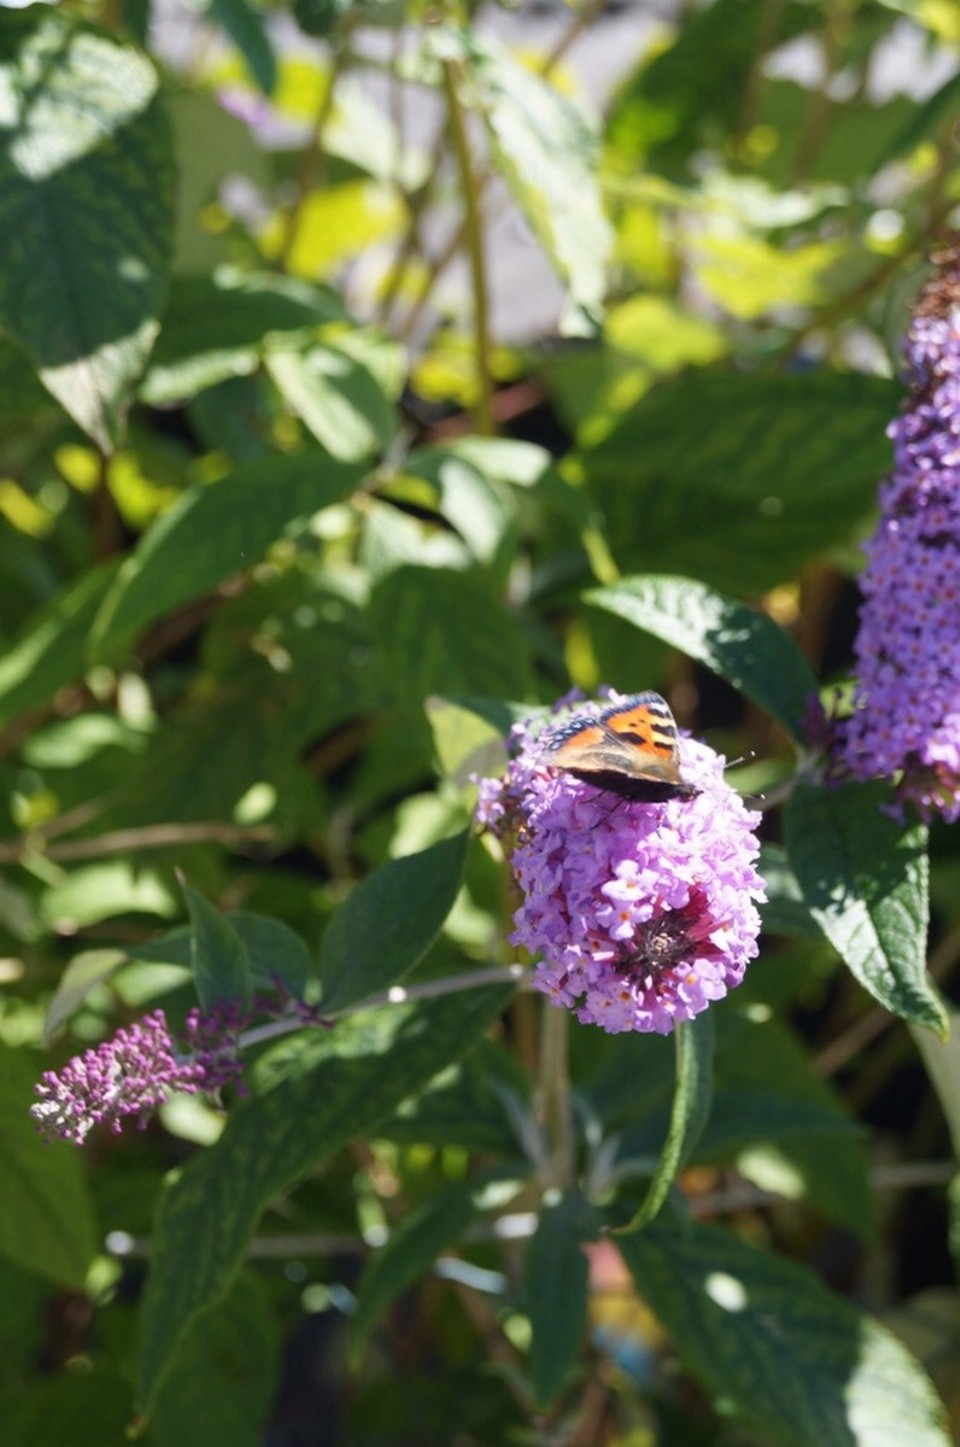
[150,1270,280,1447]
[587,575,818,741]
[709,1012,875,1241]
[0,8,174,450]
[0,1044,97,1286]
[382,1038,528,1154]
[129,913,314,999]
[142,272,347,405]
[605,0,812,167]
[619,1213,950,1447]
[42,949,127,1045]
[618,1012,714,1232]
[371,566,533,711]
[454,30,612,331]
[786,780,945,1034]
[0,560,120,731]
[349,1167,522,1361]
[89,452,366,665]
[392,450,518,568]
[759,843,822,938]
[39,861,178,932]
[527,1190,596,1407]
[181,878,252,1010]
[209,0,276,96]
[266,342,397,461]
[320,831,470,1013]
[137,982,512,1413]
[578,372,899,594]
[880,70,960,165]
[424,695,509,789]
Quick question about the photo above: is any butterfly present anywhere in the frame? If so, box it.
[542,691,699,803]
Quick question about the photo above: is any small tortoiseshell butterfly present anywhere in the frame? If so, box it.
[542,691,699,803]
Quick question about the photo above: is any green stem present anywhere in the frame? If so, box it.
[397,6,599,346]
[536,997,574,1190]
[441,56,495,435]
[276,42,347,271]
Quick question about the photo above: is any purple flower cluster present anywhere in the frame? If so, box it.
[32,999,256,1147]
[841,247,960,821]
[477,700,765,1035]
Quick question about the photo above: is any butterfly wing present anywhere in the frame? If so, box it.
[544,691,698,802]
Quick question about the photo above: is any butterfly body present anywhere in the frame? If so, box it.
[542,691,699,803]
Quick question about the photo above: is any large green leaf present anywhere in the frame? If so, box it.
[137,982,512,1413]
[150,1271,280,1447]
[588,576,819,741]
[381,1038,529,1154]
[142,272,347,405]
[577,371,899,594]
[620,1213,950,1447]
[619,1012,714,1232]
[266,341,397,462]
[707,1012,875,1241]
[786,780,945,1034]
[320,832,470,1013]
[0,1044,97,1287]
[527,1190,597,1407]
[0,8,174,450]
[0,559,120,731]
[453,30,612,331]
[370,565,533,711]
[88,452,367,665]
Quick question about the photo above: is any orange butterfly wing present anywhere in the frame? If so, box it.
[544,692,698,802]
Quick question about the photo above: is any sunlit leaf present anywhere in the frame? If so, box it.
[0,8,174,450]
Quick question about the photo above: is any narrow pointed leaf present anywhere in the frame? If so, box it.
[620,1213,950,1447]
[137,982,512,1413]
[786,780,944,1034]
[588,576,818,741]
[181,879,252,1010]
[320,831,470,1013]
[618,1012,714,1232]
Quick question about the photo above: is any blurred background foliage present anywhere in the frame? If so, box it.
[0,0,959,1442]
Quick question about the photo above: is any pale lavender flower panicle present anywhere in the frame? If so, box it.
[478,698,765,1035]
[841,246,960,821]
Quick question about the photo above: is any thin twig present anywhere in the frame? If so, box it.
[0,821,277,865]
[396,0,605,344]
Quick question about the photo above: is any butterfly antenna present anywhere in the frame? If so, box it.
[724,750,756,771]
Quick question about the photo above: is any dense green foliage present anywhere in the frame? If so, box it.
[1,0,959,1442]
